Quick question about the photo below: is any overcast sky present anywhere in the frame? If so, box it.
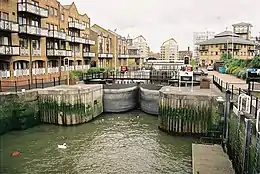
[60,0,260,52]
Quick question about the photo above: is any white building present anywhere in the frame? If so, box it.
[132,35,149,58]
[193,31,215,62]
[160,38,178,59]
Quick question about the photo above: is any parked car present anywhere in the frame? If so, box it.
[207,66,214,71]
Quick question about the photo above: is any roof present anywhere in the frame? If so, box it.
[90,27,108,37]
[133,35,146,41]
[214,31,239,38]
[232,22,253,27]
[62,2,89,18]
[197,36,255,45]
[162,38,177,45]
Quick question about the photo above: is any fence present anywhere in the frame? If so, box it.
[0,77,67,93]
[213,75,259,119]
[224,90,260,174]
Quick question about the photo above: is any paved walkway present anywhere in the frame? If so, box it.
[208,71,248,89]
[192,144,235,174]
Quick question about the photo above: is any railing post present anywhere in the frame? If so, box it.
[242,118,253,174]
[223,89,231,152]
[255,97,259,119]
[249,94,253,114]
[28,79,31,90]
[239,88,241,95]
[15,81,17,93]
[221,80,223,92]
[59,76,61,85]
[41,78,44,88]
[231,85,234,100]
[35,78,38,88]
[53,77,56,86]
[0,80,2,92]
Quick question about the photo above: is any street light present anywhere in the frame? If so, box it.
[113,28,117,72]
[63,57,71,85]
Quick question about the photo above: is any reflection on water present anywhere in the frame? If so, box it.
[0,111,195,174]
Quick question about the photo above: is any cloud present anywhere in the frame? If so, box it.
[59,0,260,52]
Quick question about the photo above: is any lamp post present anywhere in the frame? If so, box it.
[113,28,117,72]
[63,57,70,85]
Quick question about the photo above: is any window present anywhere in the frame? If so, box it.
[48,7,54,16]
[18,16,27,25]
[50,24,54,30]
[0,36,9,45]
[20,38,28,48]
[60,28,65,32]
[32,1,39,6]
[54,8,58,16]
[1,12,9,20]
[216,45,218,48]
[32,39,40,49]
[54,25,58,30]
[61,14,64,21]
[31,20,39,27]
[69,17,73,22]
[211,52,213,55]
[75,19,79,23]
[46,23,49,30]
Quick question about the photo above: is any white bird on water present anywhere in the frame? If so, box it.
[58,143,67,149]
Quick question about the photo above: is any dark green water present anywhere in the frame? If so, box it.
[0,111,194,174]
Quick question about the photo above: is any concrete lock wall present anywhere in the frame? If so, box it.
[103,84,138,112]
[0,91,39,135]
[38,84,103,126]
[140,84,162,115]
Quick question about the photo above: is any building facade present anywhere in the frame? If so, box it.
[0,0,95,78]
[193,31,215,62]
[178,47,192,60]
[90,24,114,69]
[198,30,255,66]
[132,35,149,59]
[160,38,178,59]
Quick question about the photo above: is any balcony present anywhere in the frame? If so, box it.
[0,46,19,55]
[18,2,48,18]
[0,70,10,78]
[14,69,29,77]
[248,46,255,51]
[47,49,67,57]
[68,21,85,30]
[19,25,48,37]
[84,39,95,45]
[118,54,130,58]
[32,68,45,75]
[66,50,72,57]
[83,52,95,57]
[199,46,209,51]
[20,48,29,56]
[0,20,19,32]
[220,45,241,50]
[47,67,59,74]
[129,54,140,58]
[72,52,81,57]
[32,49,40,56]
[98,53,113,58]
[75,65,90,70]
[72,36,83,43]
[48,30,66,40]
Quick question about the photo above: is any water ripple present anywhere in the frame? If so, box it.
[0,111,194,174]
